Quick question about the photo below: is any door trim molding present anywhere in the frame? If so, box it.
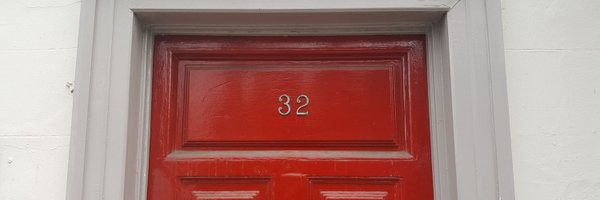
[66,1,514,200]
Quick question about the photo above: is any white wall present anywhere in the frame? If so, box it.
[0,0,80,199]
[0,0,599,200]
[502,0,600,199]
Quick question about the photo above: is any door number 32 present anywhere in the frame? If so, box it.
[278,94,309,116]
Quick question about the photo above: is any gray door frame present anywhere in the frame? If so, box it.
[66,1,514,200]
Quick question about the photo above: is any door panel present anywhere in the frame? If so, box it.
[309,177,400,200]
[179,177,271,200]
[148,36,432,200]
[181,63,399,148]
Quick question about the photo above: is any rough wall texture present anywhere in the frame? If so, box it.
[0,0,599,200]
[502,0,600,199]
[0,0,80,199]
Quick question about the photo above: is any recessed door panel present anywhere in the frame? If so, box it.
[178,177,271,200]
[148,36,432,200]
[180,62,404,149]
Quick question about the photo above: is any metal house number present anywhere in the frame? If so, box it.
[278,94,309,116]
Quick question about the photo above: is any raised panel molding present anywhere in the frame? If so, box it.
[320,191,388,200]
[179,176,271,184]
[179,177,271,200]
[192,190,260,200]
[156,36,418,150]
[309,177,400,200]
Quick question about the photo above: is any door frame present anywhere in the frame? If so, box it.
[66,1,515,200]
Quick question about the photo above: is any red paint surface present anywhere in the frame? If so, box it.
[182,62,401,148]
[148,36,433,200]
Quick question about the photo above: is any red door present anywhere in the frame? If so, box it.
[148,36,433,200]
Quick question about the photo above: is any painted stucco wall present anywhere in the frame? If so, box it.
[0,0,599,200]
[502,0,600,199]
[0,0,80,199]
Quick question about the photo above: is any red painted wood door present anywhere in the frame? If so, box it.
[148,36,433,200]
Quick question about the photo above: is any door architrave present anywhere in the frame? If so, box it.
[66,1,514,200]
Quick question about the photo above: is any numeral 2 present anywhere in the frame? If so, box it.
[295,95,309,116]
